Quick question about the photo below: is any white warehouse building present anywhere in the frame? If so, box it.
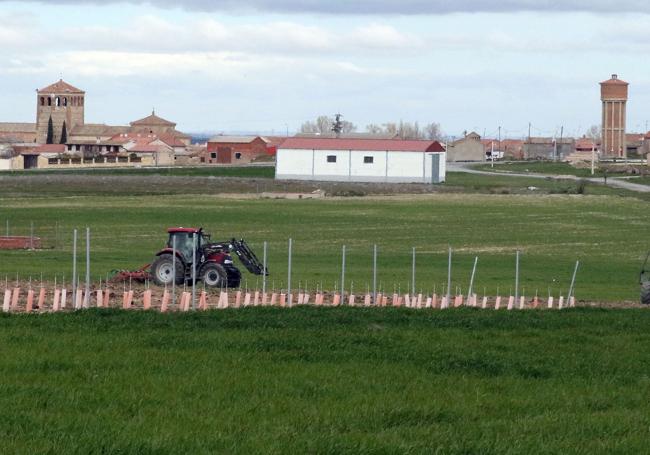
[276,137,446,184]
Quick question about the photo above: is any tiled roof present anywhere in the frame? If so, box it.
[70,124,130,136]
[31,144,66,154]
[575,138,599,150]
[0,122,36,133]
[208,135,267,144]
[130,111,176,127]
[279,137,445,152]
[38,79,84,94]
[295,132,400,140]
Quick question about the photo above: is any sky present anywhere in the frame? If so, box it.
[1,0,649,138]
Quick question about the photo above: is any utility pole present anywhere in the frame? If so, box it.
[556,125,564,162]
[498,125,501,154]
[528,122,531,143]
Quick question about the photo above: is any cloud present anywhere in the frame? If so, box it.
[1,0,650,14]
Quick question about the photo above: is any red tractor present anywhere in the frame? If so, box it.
[149,227,267,288]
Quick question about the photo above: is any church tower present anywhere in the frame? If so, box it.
[36,79,85,144]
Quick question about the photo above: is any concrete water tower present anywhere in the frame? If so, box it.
[600,74,628,159]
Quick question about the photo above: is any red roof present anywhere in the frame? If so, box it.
[38,79,84,94]
[575,138,599,150]
[31,144,66,154]
[279,137,444,152]
[600,74,628,86]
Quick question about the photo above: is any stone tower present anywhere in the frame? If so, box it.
[36,79,85,144]
[600,74,628,159]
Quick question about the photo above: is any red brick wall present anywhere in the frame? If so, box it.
[204,138,269,164]
[0,236,42,249]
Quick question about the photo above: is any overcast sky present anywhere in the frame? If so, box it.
[1,0,649,137]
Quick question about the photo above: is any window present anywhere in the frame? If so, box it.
[235,152,242,160]
[210,152,217,159]
[327,155,337,163]
[364,156,374,164]
[40,97,45,106]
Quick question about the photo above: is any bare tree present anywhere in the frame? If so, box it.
[424,122,442,140]
[364,121,443,140]
[585,125,601,140]
[300,115,356,135]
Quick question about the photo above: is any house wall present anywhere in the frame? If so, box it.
[276,148,446,183]
[523,143,574,160]
[204,138,268,164]
[447,139,485,162]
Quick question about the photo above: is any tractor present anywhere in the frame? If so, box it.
[641,251,650,305]
[149,227,267,288]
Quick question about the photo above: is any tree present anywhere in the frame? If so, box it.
[364,121,443,140]
[46,115,54,144]
[424,122,442,140]
[585,125,601,140]
[300,115,356,135]
[60,121,67,144]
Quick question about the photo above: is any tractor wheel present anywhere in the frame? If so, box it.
[641,281,650,305]
[151,254,184,286]
[201,263,228,288]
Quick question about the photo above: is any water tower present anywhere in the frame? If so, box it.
[600,74,628,159]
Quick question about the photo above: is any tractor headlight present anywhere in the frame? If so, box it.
[224,259,233,264]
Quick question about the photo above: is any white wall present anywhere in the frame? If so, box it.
[276,148,446,183]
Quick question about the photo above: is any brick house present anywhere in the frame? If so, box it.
[204,136,273,164]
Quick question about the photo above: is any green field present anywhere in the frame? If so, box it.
[473,161,604,177]
[1,307,650,453]
[1,176,648,301]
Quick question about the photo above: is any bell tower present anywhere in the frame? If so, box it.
[36,79,85,144]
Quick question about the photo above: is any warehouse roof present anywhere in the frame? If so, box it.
[279,137,444,152]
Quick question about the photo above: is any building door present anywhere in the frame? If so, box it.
[23,155,38,169]
[217,147,232,164]
[431,154,441,184]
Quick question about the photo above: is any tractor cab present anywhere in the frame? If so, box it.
[166,227,206,262]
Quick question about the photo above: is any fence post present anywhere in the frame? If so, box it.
[172,235,176,306]
[373,244,378,305]
[192,232,197,310]
[515,250,520,306]
[468,256,478,298]
[411,247,416,295]
[446,246,452,305]
[262,241,267,295]
[567,260,580,302]
[85,227,90,308]
[72,229,77,307]
[287,238,292,307]
[341,245,346,305]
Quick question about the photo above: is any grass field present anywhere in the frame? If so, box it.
[473,161,604,177]
[1,179,648,301]
[1,307,649,453]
